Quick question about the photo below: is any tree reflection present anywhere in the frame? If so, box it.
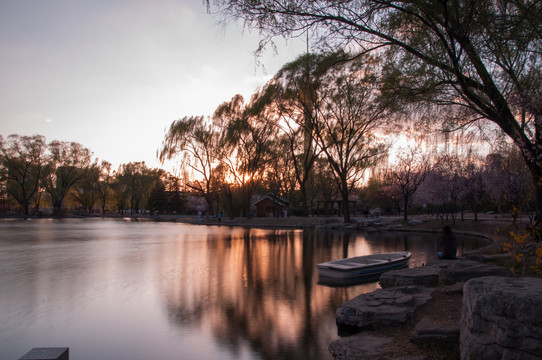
[158,228,486,360]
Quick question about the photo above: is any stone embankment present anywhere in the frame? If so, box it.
[329,256,542,360]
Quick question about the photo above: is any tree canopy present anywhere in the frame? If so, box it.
[0,135,46,215]
[159,116,222,214]
[209,0,542,208]
[41,140,93,215]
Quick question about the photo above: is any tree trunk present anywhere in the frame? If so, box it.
[100,186,108,215]
[403,195,409,221]
[34,192,41,215]
[205,195,214,216]
[22,200,30,216]
[53,199,64,217]
[300,182,309,217]
[226,189,234,219]
[341,188,351,223]
[533,170,542,215]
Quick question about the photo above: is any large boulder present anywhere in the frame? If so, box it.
[461,276,542,360]
[438,260,511,284]
[463,243,512,265]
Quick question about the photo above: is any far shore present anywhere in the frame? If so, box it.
[1,211,529,244]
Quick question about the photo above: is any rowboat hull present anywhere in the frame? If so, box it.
[317,251,411,286]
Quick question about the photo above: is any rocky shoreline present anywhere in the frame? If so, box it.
[328,249,542,360]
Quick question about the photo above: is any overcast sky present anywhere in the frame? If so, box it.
[0,0,306,173]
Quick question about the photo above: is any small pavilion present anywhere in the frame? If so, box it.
[253,193,290,217]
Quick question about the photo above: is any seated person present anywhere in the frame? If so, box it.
[438,225,457,260]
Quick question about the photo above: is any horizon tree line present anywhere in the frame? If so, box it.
[0,126,533,222]
[159,49,536,223]
[0,134,185,217]
[201,0,542,217]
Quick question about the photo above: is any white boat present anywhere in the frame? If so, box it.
[317,251,411,285]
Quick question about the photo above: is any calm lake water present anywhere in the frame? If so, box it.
[0,218,488,360]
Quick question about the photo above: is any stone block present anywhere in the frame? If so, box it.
[19,348,69,360]
[329,334,394,359]
[410,317,459,345]
[379,265,442,288]
[329,333,429,360]
[441,282,464,294]
[336,286,434,332]
[461,276,542,360]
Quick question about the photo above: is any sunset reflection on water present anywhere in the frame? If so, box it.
[158,227,380,360]
[0,219,487,360]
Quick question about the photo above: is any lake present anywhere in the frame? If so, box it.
[0,218,487,360]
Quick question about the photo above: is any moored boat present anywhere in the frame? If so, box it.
[317,251,411,286]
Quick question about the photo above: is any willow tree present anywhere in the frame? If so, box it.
[214,93,278,217]
[260,52,345,216]
[312,56,390,223]
[209,0,542,210]
[159,116,222,215]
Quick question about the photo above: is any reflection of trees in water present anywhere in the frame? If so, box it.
[158,228,487,360]
[364,231,490,268]
[365,231,434,267]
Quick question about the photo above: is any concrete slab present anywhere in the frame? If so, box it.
[19,348,69,360]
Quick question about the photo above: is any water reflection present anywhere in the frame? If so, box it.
[0,220,487,360]
[157,227,486,360]
[159,228,375,360]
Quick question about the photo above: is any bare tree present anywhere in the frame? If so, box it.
[311,157,339,216]
[72,162,100,213]
[385,142,432,221]
[115,162,162,215]
[430,154,469,224]
[311,55,390,223]
[0,134,46,215]
[485,147,534,222]
[260,53,340,216]
[42,141,92,216]
[95,160,113,215]
[264,133,297,199]
[463,156,489,222]
[209,0,542,210]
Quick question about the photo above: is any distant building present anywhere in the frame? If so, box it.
[315,198,357,217]
[252,192,289,218]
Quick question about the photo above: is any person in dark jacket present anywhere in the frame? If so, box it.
[438,225,457,259]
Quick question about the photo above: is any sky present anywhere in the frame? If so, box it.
[0,0,306,173]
